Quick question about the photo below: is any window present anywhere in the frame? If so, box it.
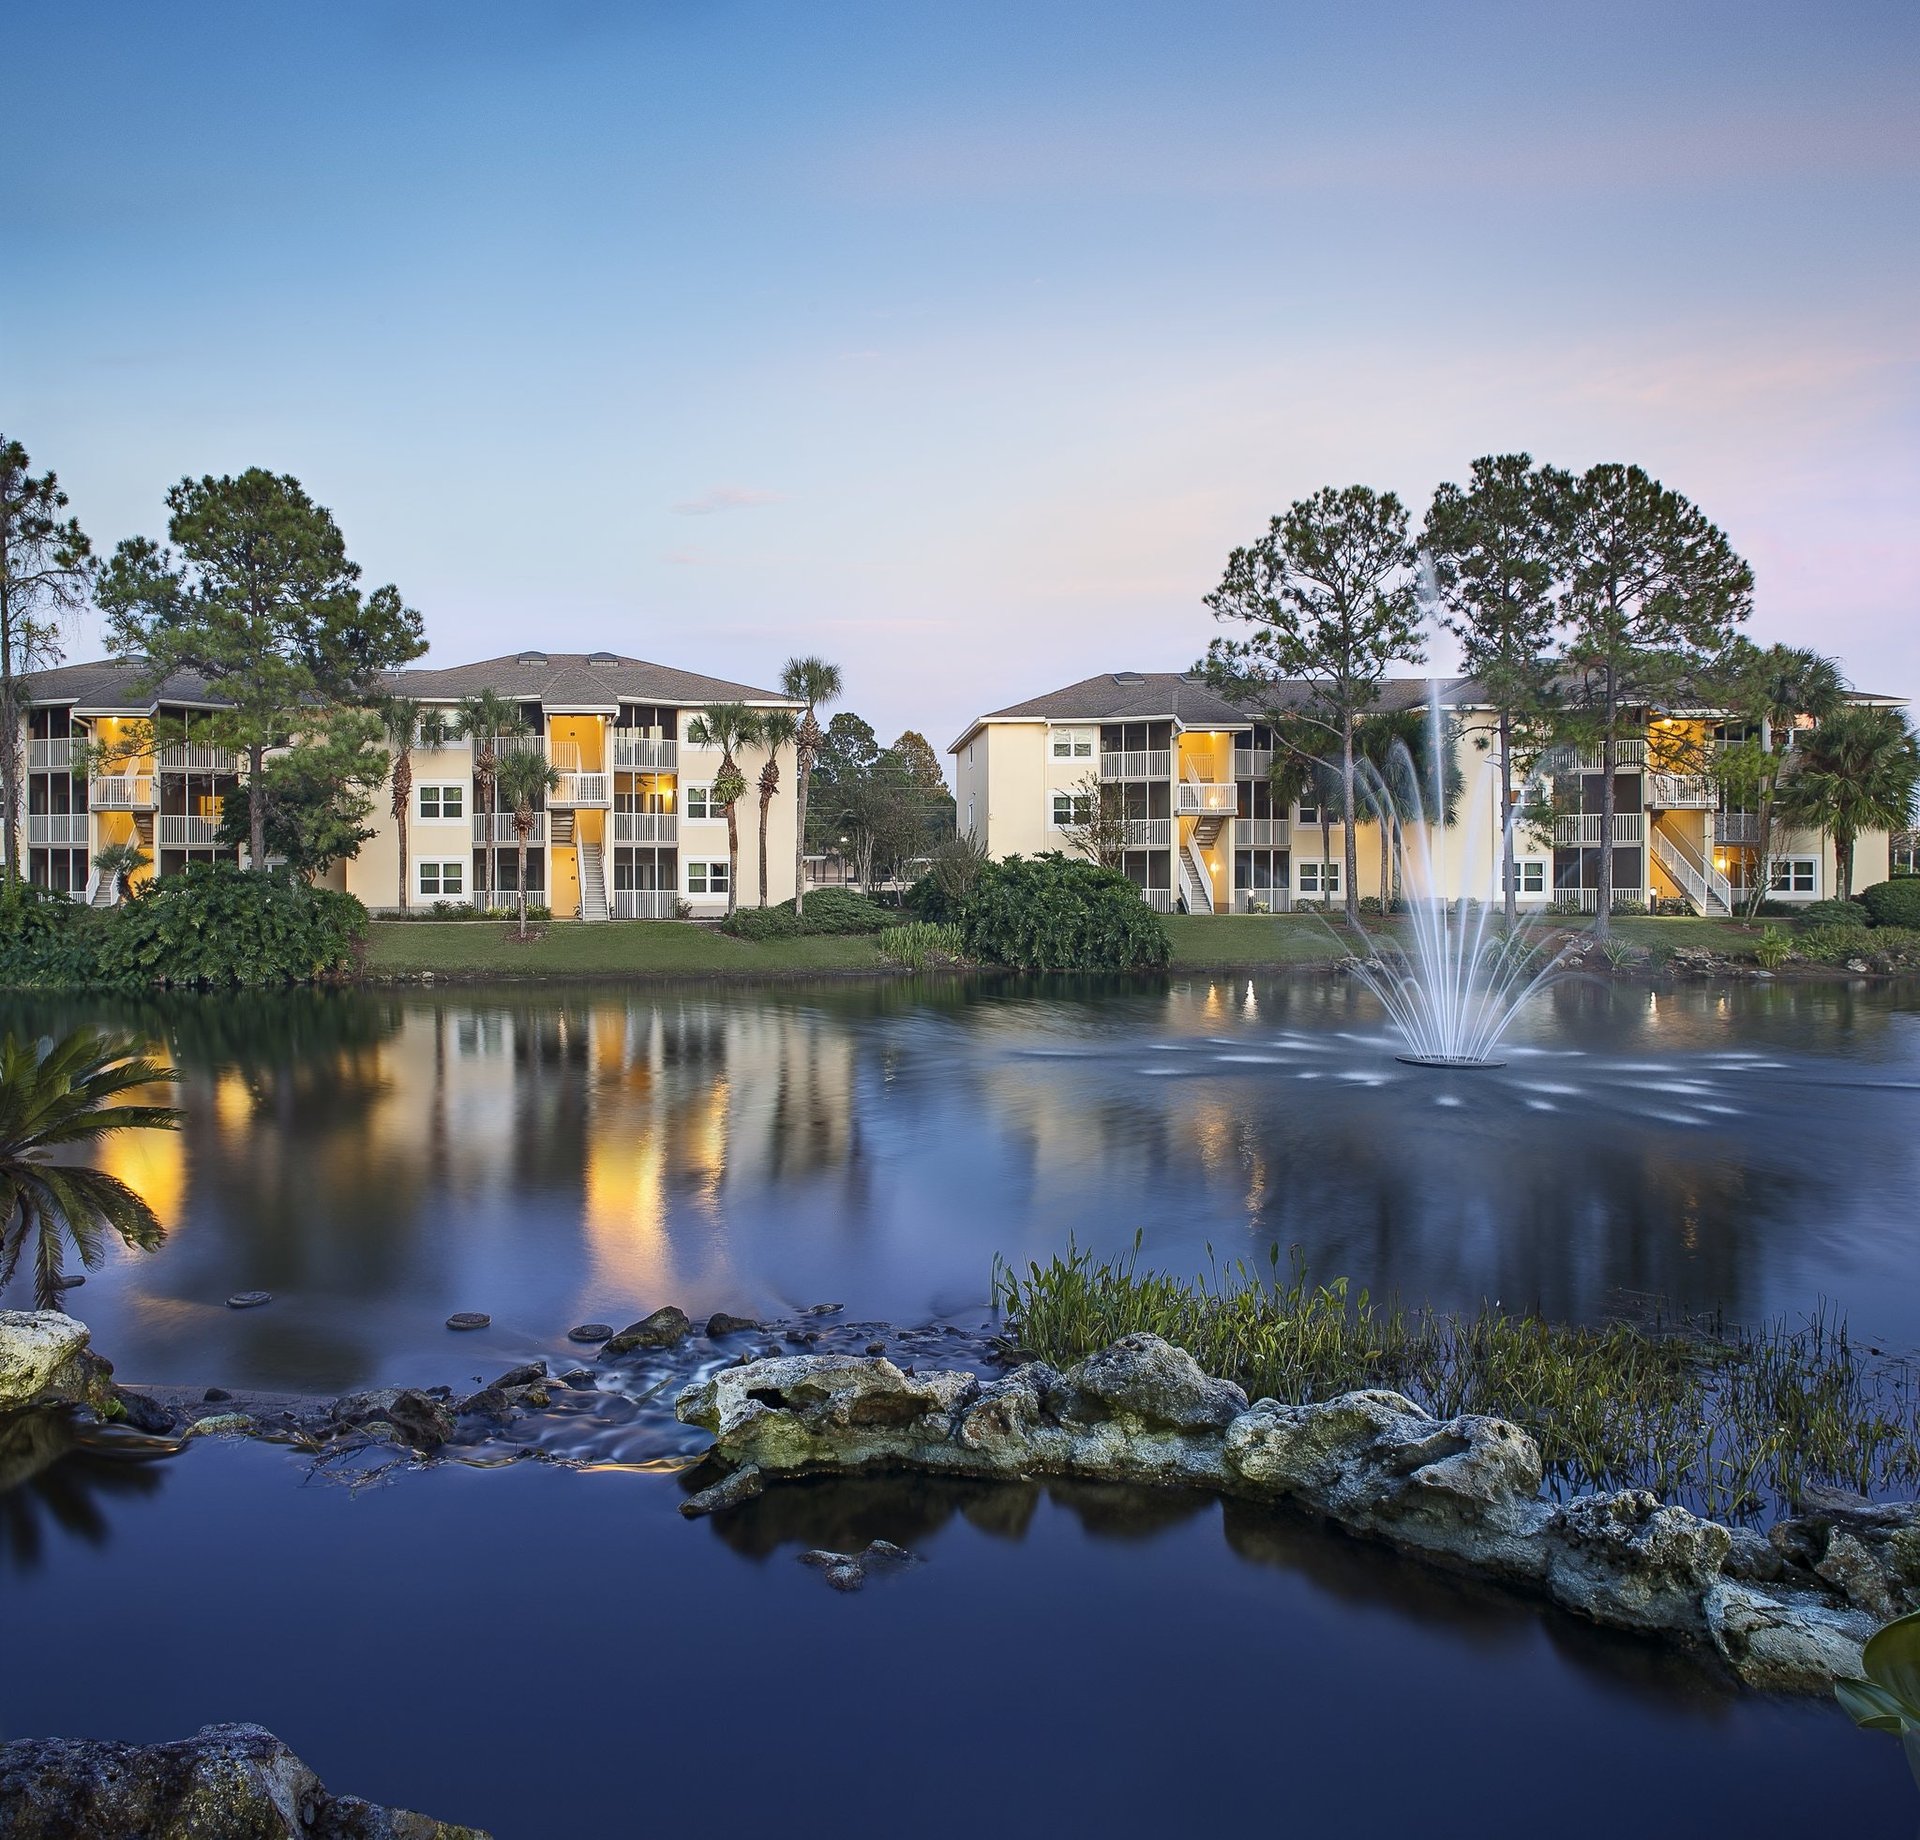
[1298,859,1341,895]
[687,860,730,896]
[1296,803,1341,827]
[1506,858,1547,895]
[1895,836,1919,878]
[418,784,464,820]
[684,785,713,820]
[1050,791,1093,826]
[1050,730,1093,759]
[419,860,465,898]
[1769,857,1818,895]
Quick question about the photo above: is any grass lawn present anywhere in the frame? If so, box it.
[1162,913,1351,968]
[365,919,892,980]
[1605,915,1769,953]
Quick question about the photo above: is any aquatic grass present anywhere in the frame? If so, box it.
[993,1236,1920,1524]
[876,922,967,970]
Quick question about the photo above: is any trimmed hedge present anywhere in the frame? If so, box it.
[1797,899,1870,928]
[957,853,1171,972]
[1859,880,1920,929]
[0,862,367,989]
[720,887,893,941]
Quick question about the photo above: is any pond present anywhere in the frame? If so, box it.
[4,972,1919,1833]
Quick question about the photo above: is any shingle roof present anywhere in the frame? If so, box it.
[384,652,794,707]
[22,652,798,713]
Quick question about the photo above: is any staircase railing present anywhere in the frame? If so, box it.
[1650,828,1732,914]
[1180,837,1214,913]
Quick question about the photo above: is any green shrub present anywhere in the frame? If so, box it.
[721,887,892,941]
[1795,924,1920,967]
[0,884,108,987]
[1752,928,1792,969]
[957,852,1170,972]
[98,862,368,987]
[1608,897,1647,917]
[877,921,966,969]
[1799,898,1869,928]
[1858,880,1920,929]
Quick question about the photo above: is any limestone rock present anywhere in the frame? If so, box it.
[0,1721,489,1838]
[956,1363,1062,1465]
[1706,1579,1874,1692]
[0,1311,90,1411]
[798,1539,923,1592]
[1057,1334,1248,1431]
[705,1312,761,1337]
[331,1387,456,1451]
[604,1306,692,1355]
[1546,1490,1732,1633]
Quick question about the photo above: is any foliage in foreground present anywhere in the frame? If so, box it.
[0,864,368,989]
[1835,1609,1920,1740]
[1793,924,1920,969]
[994,1238,1920,1524]
[720,887,894,941]
[876,922,966,969]
[0,1029,180,1309]
[958,854,1171,972]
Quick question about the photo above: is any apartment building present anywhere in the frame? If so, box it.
[950,671,1906,914]
[6,650,802,918]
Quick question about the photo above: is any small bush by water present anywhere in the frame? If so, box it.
[958,854,1170,972]
[876,922,966,969]
[721,889,893,941]
[1858,879,1920,930]
[994,1237,1920,1523]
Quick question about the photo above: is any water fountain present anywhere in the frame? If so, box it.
[1333,680,1569,1068]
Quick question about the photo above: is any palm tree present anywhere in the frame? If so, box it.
[380,696,421,913]
[686,702,762,917]
[457,689,520,913]
[752,709,800,908]
[1777,704,1920,900]
[494,746,560,940]
[0,1030,180,1311]
[780,657,842,917]
[90,839,150,906]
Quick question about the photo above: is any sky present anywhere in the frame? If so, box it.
[7,1,1917,766]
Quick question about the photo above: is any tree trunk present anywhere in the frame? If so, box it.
[515,817,530,939]
[0,691,20,897]
[725,803,739,916]
[393,748,411,912]
[249,742,267,870]
[758,789,772,907]
[793,725,816,917]
[1838,826,1855,901]
[1319,812,1332,910]
[1341,714,1360,926]
[1594,668,1616,942]
[1499,710,1517,932]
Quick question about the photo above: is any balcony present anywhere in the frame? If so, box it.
[89,775,155,810]
[27,739,71,770]
[27,814,88,846]
[610,735,678,772]
[1230,890,1293,914]
[1118,818,1172,849]
[1237,817,1290,847]
[1100,750,1171,781]
[1175,781,1238,816]
[1648,773,1716,809]
[1543,739,1648,772]
[474,813,546,845]
[1231,748,1275,781]
[1716,813,1761,845]
[1136,886,1174,914]
[156,743,238,774]
[157,814,222,847]
[612,812,679,845]
[1552,812,1645,846]
[550,771,610,807]
[613,889,680,920]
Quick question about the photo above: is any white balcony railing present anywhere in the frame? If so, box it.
[495,733,547,758]
[27,814,88,846]
[1101,750,1172,780]
[610,735,678,772]
[612,812,678,845]
[1231,890,1293,914]
[1649,773,1716,809]
[613,889,680,920]
[88,775,155,810]
[1138,886,1174,913]
[156,743,238,774]
[1552,812,1645,847]
[1716,813,1761,845]
[27,739,71,770]
[1119,818,1172,849]
[1175,781,1238,816]
[1231,748,1275,781]
[1237,817,1290,846]
[550,772,610,807]
[157,814,222,847]
[1544,739,1648,773]
[474,813,546,844]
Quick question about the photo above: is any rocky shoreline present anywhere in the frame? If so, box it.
[5,1306,1913,1706]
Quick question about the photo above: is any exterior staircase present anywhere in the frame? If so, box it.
[1650,828,1732,916]
[88,872,118,908]
[578,840,609,922]
[1178,837,1214,914]
[549,810,575,847]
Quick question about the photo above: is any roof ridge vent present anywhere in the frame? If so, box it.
[1111,670,1146,686]
[516,649,548,665]
[586,650,618,665]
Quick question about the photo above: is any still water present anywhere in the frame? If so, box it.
[4,974,1919,1835]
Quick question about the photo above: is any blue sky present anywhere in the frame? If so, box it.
[8,2,1916,757]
